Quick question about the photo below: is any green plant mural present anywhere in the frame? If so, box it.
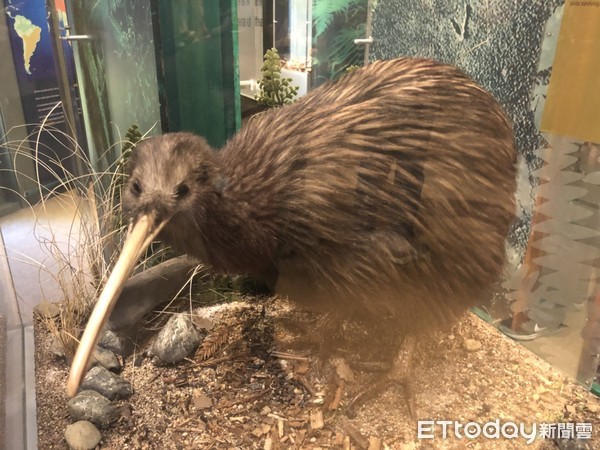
[256,48,299,108]
[113,124,142,204]
[312,0,368,83]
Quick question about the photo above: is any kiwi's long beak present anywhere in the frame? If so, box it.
[66,213,167,397]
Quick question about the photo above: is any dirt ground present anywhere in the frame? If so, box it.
[35,296,600,449]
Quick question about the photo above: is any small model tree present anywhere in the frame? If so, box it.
[256,48,299,108]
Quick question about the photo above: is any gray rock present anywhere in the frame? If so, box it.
[81,366,132,400]
[107,256,201,332]
[150,313,205,365]
[64,420,102,450]
[49,336,66,358]
[98,329,134,356]
[67,390,118,426]
[91,346,122,372]
[36,300,60,319]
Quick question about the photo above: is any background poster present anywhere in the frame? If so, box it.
[541,1,600,143]
[4,0,82,188]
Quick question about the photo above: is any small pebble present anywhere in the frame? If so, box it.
[64,420,101,450]
[463,338,482,352]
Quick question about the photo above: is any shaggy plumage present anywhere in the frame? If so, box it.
[124,57,517,336]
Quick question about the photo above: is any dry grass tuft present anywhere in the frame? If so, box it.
[2,117,246,362]
[1,118,164,360]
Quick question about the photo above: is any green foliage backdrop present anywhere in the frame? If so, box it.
[312,0,368,83]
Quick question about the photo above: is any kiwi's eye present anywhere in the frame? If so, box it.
[175,183,189,198]
[130,180,142,196]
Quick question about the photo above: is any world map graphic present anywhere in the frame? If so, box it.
[5,0,68,80]
[11,14,41,74]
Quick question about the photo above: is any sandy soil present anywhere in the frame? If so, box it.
[35,297,600,449]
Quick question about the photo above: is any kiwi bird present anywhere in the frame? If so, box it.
[67,57,517,397]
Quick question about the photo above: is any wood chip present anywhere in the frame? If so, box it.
[252,424,271,437]
[294,374,317,396]
[296,429,306,445]
[345,424,369,449]
[295,362,310,375]
[336,360,356,383]
[192,316,214,331]
[368,435,382,450]
[328,386,343,411]
[332,433,344,445]
[218,388,270,409]
[310,409,324,430]
[343,436,351,450]
[264,436,272,450]
[271,351,309,361]
[192,394,212,409]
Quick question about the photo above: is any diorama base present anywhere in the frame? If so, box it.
[35,298,599,449]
